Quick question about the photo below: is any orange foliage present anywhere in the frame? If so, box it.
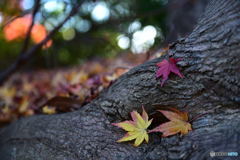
[31,24,52,48]
[4,15,31,41]
[3,15,52,49]
[149,108,192,137]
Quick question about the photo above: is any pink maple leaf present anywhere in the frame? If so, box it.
[156,58,184,86]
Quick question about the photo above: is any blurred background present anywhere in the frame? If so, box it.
[0,0,169,70]
[0,0,207,126]
[0,0,207,70]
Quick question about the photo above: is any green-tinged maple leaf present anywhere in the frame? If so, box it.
[112,106,152,147]
[149,109,192,137]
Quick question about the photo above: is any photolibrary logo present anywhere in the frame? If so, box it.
[210,151,215,157]
[210,151,238,157]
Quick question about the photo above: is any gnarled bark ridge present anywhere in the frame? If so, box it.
[0,0,240,159]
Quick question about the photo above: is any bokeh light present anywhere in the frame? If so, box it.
[117,35,130,49]
[0,13,3,24]
[43,0,65,13]
[131,25,157,53]
[62,28,76,41]
[75,19,91,33]
[21,0,34,10]
[128,21,141,33]
[117,25,158,54]
[91,2,110,22]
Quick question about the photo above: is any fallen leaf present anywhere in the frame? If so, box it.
[149,109,192,137]
[156,58,183,86]
[112,106,152,147]
[42,106,56,114]
[0,55,137,126]
[0,86,16,105]
[18,96,29,113]
[42,96,82,112]
[1,106,10,114]
[155,46,169,58]
[65,71,88,85]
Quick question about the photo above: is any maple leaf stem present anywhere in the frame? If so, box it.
[188,113,208,123]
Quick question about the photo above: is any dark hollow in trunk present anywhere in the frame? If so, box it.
[0,0,240,159]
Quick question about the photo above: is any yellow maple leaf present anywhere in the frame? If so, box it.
[0,86,16,105]
[112,106,152,147]
[42,106,56,115]
[149,109,192,137]
[18,96,29,113]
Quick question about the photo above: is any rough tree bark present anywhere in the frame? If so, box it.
[165,0,208,43]
[0,0,240,159]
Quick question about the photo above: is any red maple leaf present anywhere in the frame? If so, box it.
[156,58,183,86]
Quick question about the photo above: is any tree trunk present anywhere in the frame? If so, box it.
[0,0,240,159]
[165,0,208,43]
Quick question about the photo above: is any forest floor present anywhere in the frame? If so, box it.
[0,52,161,127]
